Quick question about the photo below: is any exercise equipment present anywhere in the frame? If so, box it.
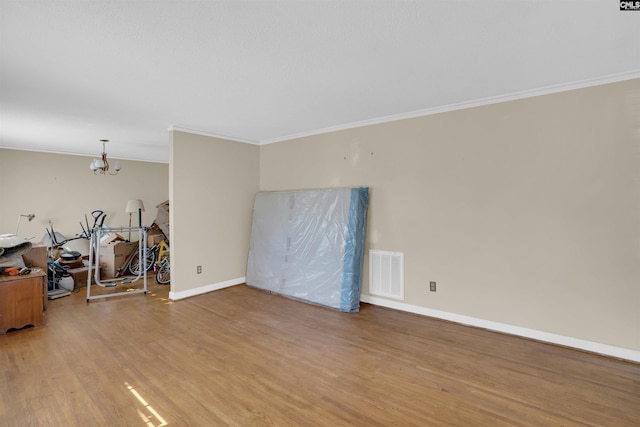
[86,225,148,302]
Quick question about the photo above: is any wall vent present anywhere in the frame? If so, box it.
[369,250,404,300]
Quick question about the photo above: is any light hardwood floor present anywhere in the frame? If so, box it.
[1,280,639,426]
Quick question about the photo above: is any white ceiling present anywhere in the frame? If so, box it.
[1,1,639,164]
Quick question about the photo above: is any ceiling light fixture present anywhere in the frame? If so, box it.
[90,139,121,175]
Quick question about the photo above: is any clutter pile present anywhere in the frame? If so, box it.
[0,234,33,264]
[1,199,171,301]
[154,200,169,240]
[0,234,38,278]
[96,201,169,279]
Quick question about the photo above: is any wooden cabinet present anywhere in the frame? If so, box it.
[0,271,46,334]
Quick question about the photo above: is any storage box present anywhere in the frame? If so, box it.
[100,233,125,244]
[147,229,165,246]
[154,200,170,240]
[99,241,138,278]
[67,266,99,289]
[22,244,48,269]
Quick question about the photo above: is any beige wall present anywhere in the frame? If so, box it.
[3,80,637,353]
[169,131,259,295]
[260,79,640,351]
[0,149,168,242]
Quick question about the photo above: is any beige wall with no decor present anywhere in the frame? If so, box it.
[259,79,640,351]
[4,79,637,354]
[0,149,168,243]
[169,131,259,295]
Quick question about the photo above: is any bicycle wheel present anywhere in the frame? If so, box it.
[128,248,155,275]
[155,256,170,284]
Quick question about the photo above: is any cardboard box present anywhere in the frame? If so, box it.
[154,200,170,240]
[100,233,125,244]
[147,230,165,246]
[22,244,48,269]
[99,241,138,278]
[67,266,99,289]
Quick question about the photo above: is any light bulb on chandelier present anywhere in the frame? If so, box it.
[90,139,121,175]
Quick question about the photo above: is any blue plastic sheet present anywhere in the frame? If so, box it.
[246,187,369,312]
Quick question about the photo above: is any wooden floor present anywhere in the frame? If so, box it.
[1,281,639,426]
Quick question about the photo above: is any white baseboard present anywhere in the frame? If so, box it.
[360,295,640,363]
[169,277,245,301]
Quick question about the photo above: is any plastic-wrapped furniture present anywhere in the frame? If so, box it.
[246,187,368,312]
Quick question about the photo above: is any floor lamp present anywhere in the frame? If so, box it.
[125,200,145,241]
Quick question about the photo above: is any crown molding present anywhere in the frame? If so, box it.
[0,145,168,164]
[260,70,640,145]
[169,125,259,145]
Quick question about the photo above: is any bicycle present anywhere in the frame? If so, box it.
[154,242,170,285]
[127,240,170,284]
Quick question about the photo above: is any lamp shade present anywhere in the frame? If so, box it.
[125,199,145,213]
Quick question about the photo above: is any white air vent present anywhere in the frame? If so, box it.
[369,250,404,300]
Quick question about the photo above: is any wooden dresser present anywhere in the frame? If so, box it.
[0,270,47,334]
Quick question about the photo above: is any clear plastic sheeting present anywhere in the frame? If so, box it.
[246,187,369,312]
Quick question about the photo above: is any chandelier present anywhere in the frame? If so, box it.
[89,139,121,175]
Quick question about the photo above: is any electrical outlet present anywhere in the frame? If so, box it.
[430,281,436,292]
[197,265,202,274]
